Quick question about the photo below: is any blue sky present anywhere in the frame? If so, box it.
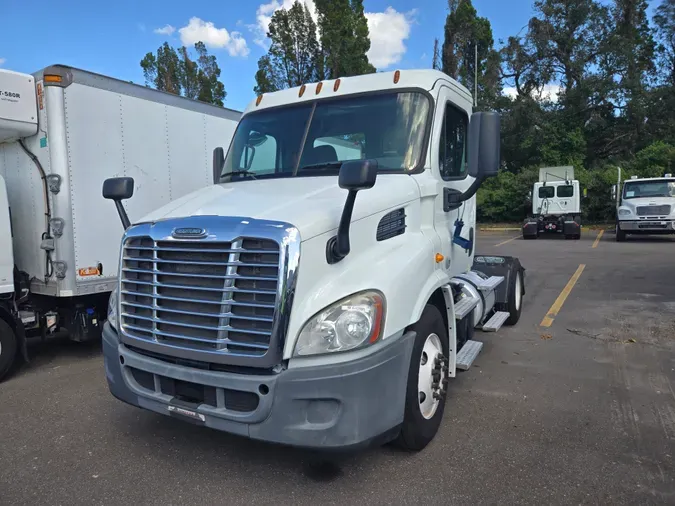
[0,0,637,111]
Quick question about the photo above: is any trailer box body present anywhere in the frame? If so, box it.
[0,65,241,298]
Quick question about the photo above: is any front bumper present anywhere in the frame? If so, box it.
[618,220,675,233]
[103,322,415,450]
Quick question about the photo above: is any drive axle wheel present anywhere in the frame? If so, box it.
[395,305,449,452]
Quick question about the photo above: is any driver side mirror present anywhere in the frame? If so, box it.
[102,177,134,230]
[525,190,532,203]
[213,147,224,184]
[338,159,378,190]
[467,112,501,180]
[611,184,617,201]
[326,160,378,264]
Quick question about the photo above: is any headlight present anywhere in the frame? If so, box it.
[294,291,385,357]
[107,287,118,330]
[618,208,631,216]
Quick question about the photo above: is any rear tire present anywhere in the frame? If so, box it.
[505,267,523,326]
[0,318,18,382]
[394,305,449,452]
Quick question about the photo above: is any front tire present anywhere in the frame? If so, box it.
[394,305,449,452]
[616,222,626,242]
[0,318,18,381]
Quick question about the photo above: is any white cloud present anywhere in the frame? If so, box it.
[0,58,5,66]
[178,17,250,57]
[503,83,562,103]
[154,24,176,36]
[365,8,415,69]
[251,2,413,68]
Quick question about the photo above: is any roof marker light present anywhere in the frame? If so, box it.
[334,79,341,92]
[299,84,306,97]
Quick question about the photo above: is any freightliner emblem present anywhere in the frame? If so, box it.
[172,227,207,238]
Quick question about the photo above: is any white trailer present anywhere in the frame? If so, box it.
[102,69,527,452]
[522,166,583,240]
[612,167,675,241]
[0,64,240,380]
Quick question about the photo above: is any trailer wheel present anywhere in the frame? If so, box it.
[394,305,449,452]
[504,266,524,326]
[0,318,18,381]
[616,222,626,242]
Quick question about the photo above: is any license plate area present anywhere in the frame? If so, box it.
[168,401,206,424]
[638,222,667,229]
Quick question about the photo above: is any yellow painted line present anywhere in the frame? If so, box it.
[592,230,604,248]
[540,264,586,327]
[495,235,520,247]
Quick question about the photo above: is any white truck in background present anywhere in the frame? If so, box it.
[613,167,675,241]
[523,166,583,240]
[0,65,240,380]
[102,69,527,452]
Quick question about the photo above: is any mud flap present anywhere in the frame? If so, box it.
[14,319,29,363]
[472,255,525,306]
[522,221,538,237]
[563,220,581,237]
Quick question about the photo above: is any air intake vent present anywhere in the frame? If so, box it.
[377,208,406,241]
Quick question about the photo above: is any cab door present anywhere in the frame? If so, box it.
[431,84,475,278]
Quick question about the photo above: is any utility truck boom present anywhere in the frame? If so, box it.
[102,69,527,451]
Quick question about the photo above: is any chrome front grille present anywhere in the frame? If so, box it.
[637,205,671,216]
[120,231,286,363]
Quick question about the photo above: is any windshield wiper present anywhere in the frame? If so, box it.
[298,161,344,171]
[222,170,257,180]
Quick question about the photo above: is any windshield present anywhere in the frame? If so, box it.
[220,92,430,181]
[623,180,675,199]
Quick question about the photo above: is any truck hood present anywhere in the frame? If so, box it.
[620,197,675,216]
[136,175,421,241]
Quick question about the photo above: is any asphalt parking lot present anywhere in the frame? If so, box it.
[1,228,674,505]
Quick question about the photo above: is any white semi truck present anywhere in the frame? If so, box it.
[102,69,527,452]
[523,166,583,240]
[0,65,240,380]
[613,167,675,241]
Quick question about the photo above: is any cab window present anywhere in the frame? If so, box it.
[538,187,554,198]
[557,185,573,198]
[438,103,468,180]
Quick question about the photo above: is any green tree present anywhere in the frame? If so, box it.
[603,0,656,156]
[140,41,226,106]
[254,1,322,94]
[141,42,182,95]
[254,0,376,93]
[314,0,376,78]
[654,0,675,86]
[441,0,502,109]
[195,42,227,106]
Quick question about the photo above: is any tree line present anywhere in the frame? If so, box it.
[140,0,675,223]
